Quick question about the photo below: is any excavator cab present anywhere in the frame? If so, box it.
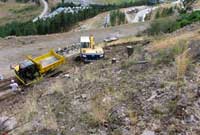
[14,60,41,85]
[80,35,104,62]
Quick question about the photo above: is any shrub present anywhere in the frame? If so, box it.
[148,11,200,36]
[154,41,189,65]
[148,18,178,35]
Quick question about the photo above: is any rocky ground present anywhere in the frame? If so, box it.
[0,23,200,135]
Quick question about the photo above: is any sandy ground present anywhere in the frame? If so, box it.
[0,22,148,77]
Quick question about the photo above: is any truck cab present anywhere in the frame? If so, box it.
[14,60,41,85]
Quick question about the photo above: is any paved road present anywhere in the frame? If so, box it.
[133,7,153,23]
[33,0,48,22]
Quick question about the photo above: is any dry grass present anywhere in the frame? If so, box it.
[192,0,200,9]
[91,93,110,124]
[41,101,58,130]
[176,48,191,91]
[82,68,98,82]
[128,111,138,125]
[20,91,38,122]
[99,36,145,47]
[0,2,42,25]
[90,87,120,124]
[46,80,65,96]
[176,48,190,80]
[148,30,200,52]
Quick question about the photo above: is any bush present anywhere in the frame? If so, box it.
[154,41,188,65]
[148,18,178,35]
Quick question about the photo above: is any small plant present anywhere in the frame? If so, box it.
[176,48,191,92]
[90,93,110,125]
[167,100,178,114]
[152,105,166,119]
[148,17,178,35]
[22,91,38,122]
[41,101,58,130]
[47,80,65,96]
[154,49,174,65]
[128,111,138,125]
[79,113,99,128]
[121,58,136,69]
[154,40,189,65]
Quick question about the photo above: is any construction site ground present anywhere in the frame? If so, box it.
[0,22,148,77]
[0,23,200,134]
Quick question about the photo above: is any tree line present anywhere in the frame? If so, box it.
[0,0,148,37]
[110,10,126,26]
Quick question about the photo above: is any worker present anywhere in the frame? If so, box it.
[10,80,19,92]
[0,74,3,80]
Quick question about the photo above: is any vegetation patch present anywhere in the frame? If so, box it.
[148,10,200,36]
[110,10,126,26]
[154,41,189,65]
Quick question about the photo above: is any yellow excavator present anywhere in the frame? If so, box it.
[80,35,104,62]
[12,50,65,86]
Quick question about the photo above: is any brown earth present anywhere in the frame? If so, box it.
[0,23,200,135]
[0,22,148,77]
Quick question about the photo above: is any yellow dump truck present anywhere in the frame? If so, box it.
[13,50,65,85]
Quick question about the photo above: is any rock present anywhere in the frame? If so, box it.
[70,127,76,131]
[88,128,96,134]
[124,117,131,126]
[64,74,70,78]
[81,94,87,100]
[142,129,155,135]
[185,115,196,124]
[0,116,17,131]
[59,112,64,115]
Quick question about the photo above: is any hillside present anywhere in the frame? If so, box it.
[0,23,200,134]
[0,0,200,135]
[0,0,42,25]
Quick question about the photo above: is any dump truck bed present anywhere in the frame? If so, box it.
[39,56,59,68]
[28,50,65,74]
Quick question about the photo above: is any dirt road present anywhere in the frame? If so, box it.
[33,0,48,22]
[0,22,148,77]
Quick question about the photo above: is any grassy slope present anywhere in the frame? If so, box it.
[0,2,42,26]
[7,24,200,134]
